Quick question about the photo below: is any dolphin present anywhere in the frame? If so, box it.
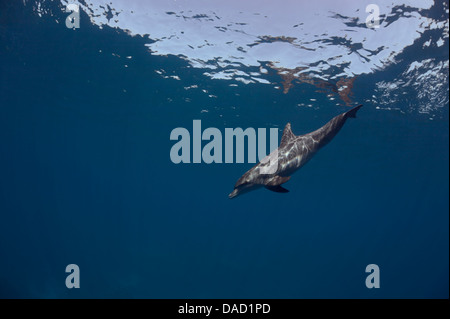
[228,104,363,199]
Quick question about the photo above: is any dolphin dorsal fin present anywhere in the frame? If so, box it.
[280,123,295,146]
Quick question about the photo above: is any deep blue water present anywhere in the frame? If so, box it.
[0,2,448,298]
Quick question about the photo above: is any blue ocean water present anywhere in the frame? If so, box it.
[0,1,448,298]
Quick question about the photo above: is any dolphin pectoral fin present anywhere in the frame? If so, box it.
[265,185,289,193]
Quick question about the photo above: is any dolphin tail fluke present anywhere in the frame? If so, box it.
[345,104,363,118]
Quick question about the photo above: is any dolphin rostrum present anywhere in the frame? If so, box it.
[228,104,363,199]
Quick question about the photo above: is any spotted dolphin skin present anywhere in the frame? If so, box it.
[228,104,363,199]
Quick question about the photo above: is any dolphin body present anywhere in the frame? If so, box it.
[228,105,363,199]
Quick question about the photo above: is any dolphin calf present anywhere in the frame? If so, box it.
[228,104,363,199]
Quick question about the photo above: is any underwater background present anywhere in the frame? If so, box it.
[0,0,448,298]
